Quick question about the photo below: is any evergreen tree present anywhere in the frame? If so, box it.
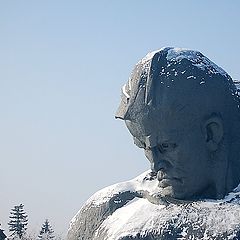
[0,223,7,240]
[8,204,28,239]
[38,220,54,240]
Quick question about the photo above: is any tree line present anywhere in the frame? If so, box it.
[1,204,55,240]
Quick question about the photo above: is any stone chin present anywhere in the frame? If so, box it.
[158,184,185,200]
[157,176,188,200]
[159,186,174,197]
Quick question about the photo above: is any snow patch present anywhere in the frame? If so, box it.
[85,170,152,206]
[166,48,228,78]
[122,84,130,99]
[139,48,165,65]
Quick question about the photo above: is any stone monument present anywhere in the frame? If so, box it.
[67,47,240,240]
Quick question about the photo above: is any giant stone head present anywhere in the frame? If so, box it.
[116,47,240,200]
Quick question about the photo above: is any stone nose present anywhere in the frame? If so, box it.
[145,146,168,172]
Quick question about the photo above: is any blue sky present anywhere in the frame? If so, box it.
[0,0,240,237]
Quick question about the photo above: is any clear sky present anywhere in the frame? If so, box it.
[0,0,240,238]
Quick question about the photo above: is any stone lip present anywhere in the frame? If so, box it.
[67,171,240,240]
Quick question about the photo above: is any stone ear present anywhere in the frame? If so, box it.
[203,116,224,151]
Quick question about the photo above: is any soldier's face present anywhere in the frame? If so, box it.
[125,111,212,200]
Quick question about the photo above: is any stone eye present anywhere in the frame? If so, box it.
[162,143,169,149]
[158,143,177,152]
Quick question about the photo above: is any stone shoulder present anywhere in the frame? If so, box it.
[67,177,144,240]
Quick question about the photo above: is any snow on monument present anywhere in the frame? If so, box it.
[67,47,240,240]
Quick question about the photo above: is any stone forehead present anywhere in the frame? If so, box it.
[126,104,193,148]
